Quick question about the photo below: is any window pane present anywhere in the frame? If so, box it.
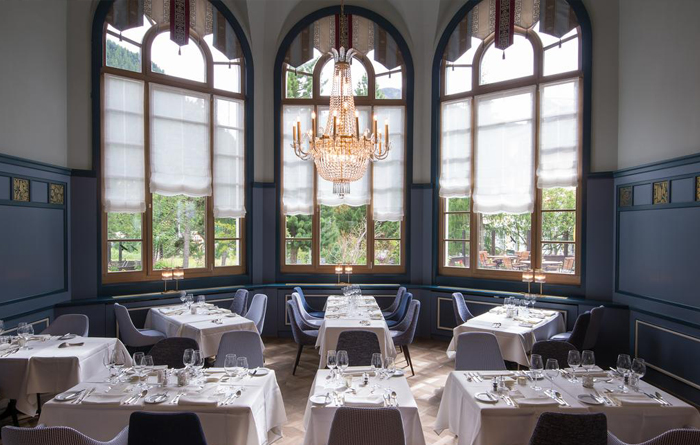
[446,213,470,240]
[286,215,312,238]
[152,194,206,270]
[320,58,369,96]
[446,197,470,212]
[445,66,472,95]
[480,36,534,85]
[106,34,142,73]
[542,243,575,274]
[478,213,532,270]
[375,71,402,99]
[375,220,401,239]
[108,213,142,240]
[215,240,239,267]
[445,241,469,268]
[542,187,576,210]
[320,205,367,265]
[150,32,205,82]
[286,240,312,265]
[108,241,142,272]
[213,63,241,93]
[544,37,579,76]
[285,49,322,99]
[542,211,575,241]
[215,218,238,239]
[375,240,401,266]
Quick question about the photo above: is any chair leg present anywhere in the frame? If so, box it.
[0,399,19,426]
[293,344,304,375]
[404,345,415,376]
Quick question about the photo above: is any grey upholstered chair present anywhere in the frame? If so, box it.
[607,429,700,445]
[287,300,319,375]
[336,330,381,366]
[42,314,90,337]
[391,300,421,376]
[114,303,165,348]
[382,287,407,317]
[455,332,506,371]
[147,337,199,369]
[551,311,591,350]
[245,294,267,334]
[213,330,264,368]
[582,306,605,350]
[328,407,405,445]
[528,412,607,445]
[531,340,578,368]
[293,286,325,318]
[229,288,249,315]
[292,293,323,328]
[385,292,413,328]
[128,412,207,445]
[1,425,128,445]
[452,292,474,325]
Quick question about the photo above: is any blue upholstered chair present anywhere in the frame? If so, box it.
[391,300,421,376]
[551,311,591,350]
[114,303,165,348]
[245,294,267,334]
[452,292,474,325]
[607,429,700,445]
[213,330,264,368]
[582,306,605,350]
[42,314,90,337]
[455,332,506,371]
[385,292,413,328]
[147,337,199,369]
[1,425,128,445]
[292,293,323,328]
[128,412,207,445]
[382,287,407,317]
[531,340,578,368]
[336,330,381,367]
[293,286,325,318]
[229,288,249,315]
[287,300,319,375]
[328,407,405,445]
[528,412,607,445]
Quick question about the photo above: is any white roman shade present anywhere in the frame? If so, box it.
[473,86,535,214]
[282,105,314,215]
[372,106,405,222]
[213,97,246,218]
[103,74,146,214]
[439,98,472,198]
[149,84,211,197]
[538,79,580,188]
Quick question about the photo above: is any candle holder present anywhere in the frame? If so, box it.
[521,270,534,295]
[335,266,343,284]
[161,269,173,293]
[344,266,353,284]
[534,269,546,295]
[173,268,184,291]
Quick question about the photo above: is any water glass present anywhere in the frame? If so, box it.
[192,350,204,376]
[385,356,395,376]
[371,353,383,377]
[327,350,337,378]
[224,354,237,378]
[545,358,559,391]
[631,358,646,389]
[530,354,544,391]
[141,355,154,369]
[237,356,249,377]
[337,350,349,376]
[183,348,195,369]
[581,350,595,374]
[197,295,206,306]
[133,352,145,373]
[617,354,632,391]
[567,350,581,382]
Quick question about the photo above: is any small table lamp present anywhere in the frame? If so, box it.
[521,270,534,294]
[161,269,173,293]
[344,266,353,284]
[534,270,546,295]
[335,266,343,284]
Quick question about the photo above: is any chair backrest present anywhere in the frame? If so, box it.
[336,330,381,366]
[568,311,591,350]
[328,407,405,445]
[286,300,317,345]
[1,425,129,445]
[455,332,506,371]
[229,289,249,315]
[479,251,489,264]
[293,286,313,313]
[292,293,316,322]
[392,301,421,346]
[582,306,605,350]
[289,294,320,330]
[608,428,700,445]
[147,337,199,369]
[245,293,267,334]
[562,257,575,271]
[531,340,578,368]
[42,314,90,337]
[388,292,413,321]
[213,330,264,368]
[518,251,530,260]
[114,303,141,346]
[528,412,607,445]
[502,257,513,269]
[128,412,207,445]
[386,287,406,313]
[452,292,474,325]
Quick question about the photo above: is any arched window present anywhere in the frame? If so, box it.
[279,11,408,273]
[99,0,249,283]
[438,1,583,285]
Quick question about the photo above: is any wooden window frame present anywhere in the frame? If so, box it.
[280,52,407,274]
[438,27,583,286]
[101,22,247,284]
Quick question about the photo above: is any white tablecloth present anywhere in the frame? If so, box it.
[145,305,260,358]
[0,336,131,416]
[316,296,396,368]
[446,309,565,366]
[435,371,700,445]
[303,369,426,445]
[39,368,287,445]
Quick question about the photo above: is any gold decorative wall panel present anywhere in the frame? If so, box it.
[653,181,669,205]
[49,183,65,205]
[12,178,29,202]
[618,186,633,207]
[696,176,700,201]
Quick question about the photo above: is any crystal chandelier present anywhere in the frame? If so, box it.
[290,2,390,197]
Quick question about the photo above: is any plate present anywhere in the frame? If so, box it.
[474,392,499,403]
[392,369,405,377]
[249,367,271,376]
[577,393,603,405]
[55,390,82,402]
[309,394,330,405]
[144,394,169,404]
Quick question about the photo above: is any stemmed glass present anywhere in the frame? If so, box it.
[133,352,145,375]
[631,358,646,390]
[18,323,33,350]
[371,353,383,378]
[337,350,349,377]
[180,293,187,307]
[545,358,559,392]
[183,348,194,372]
[581,350,595,375]
[567,350,581,382]
[197,295,206,306]
[617,354,632,392]
[385,356,395,376]
[236,356,249,378]
[186,294,194,307]
[140,355,154,388]
[224,354,237,380]
[530,354,544,391]
[192,350,204,379]
[327,350,337,380]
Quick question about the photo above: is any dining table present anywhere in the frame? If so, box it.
[303,367,426,445]
[39,367,287,445]
[316,295,396,368]
[0,335,131,416]
[446,306,565,366]
[434,368,700,445]
[144,303,261,358]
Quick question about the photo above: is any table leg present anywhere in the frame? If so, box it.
[0,399,19,426]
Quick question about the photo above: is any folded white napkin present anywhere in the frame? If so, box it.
[0,343,16,351]
[610,393,660,406]
[81,393,126,405]
[344,394,384,407]
[513,397,559,406]
[178,394,219,407]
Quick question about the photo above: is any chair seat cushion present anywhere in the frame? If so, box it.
[551,331,572,342]
[385,319,400,328]
[309,311,325,318]
[381,311,393,317]
[138,329,167,340]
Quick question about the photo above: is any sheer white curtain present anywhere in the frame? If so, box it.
[149,84,211,197]
[538,79,579,188]
[213,96,246,218]
[473,86,535,214]
[282,105,314,215]
[103,75,146,213]
[372,106,405,221]
[439,98,472,198]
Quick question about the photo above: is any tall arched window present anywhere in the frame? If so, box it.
[279,10,408,274]
[438,0,583,285]
[99,0,249,283]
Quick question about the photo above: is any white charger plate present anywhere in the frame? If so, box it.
[577,393,604,405]
[249,367,271,376]
[310,394,330,405]
[55,390,82,402]
[475,392,499,403]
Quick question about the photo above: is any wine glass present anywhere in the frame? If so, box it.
[224,354,237,379]
[617,354,632,392]
[142,355,154,370]
[631,358,646,389]
[183,348,194,371]
[337,350,349,376]
[385,356,395,376]
[133,352,145,374]
[530,354,544,391]
[192,350,204,378]
[581,350,595,375]
[180,293,187,307]
[236,356,249,378]
[371,353,383,377]
[197,295,206,306]
[327,350,337,379]
[567,350,581,382]
[103,351,115,382]
[186,294,194,307]
[545,358,559,392]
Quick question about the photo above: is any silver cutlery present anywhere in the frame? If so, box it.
[391,391,398,407]
[127,389,147,405]
[654,391,671,406]
[604,388,621,406]
[74,388,93,404]
[58,342,85,348]
[464,373,473,382]
[170,392,185,404]
[500,394,513,406]
[641,392,666,406]
[591,389,609,406]
[554,391,570,407]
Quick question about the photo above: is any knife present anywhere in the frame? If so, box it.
[554,391,570,407]
[74,387,93,404]
[654,391,672,406]
[642,392,665,406]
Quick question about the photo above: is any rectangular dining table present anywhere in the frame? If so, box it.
[303,368,426,445]
[446,307,565,366]
[39,368,287,445]
[144,304,261,358]
[435,369,700,445]
[0,335,131,416]
[316,295,396,368]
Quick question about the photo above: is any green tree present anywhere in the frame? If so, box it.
[285,214,313,264]
[106,39,164,73]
